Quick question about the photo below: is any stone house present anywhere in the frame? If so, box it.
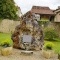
[23,6,55,22]
[54,6,60,22]
[31,6,54,21]
[53,6,60,36]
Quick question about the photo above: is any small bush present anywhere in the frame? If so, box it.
[1,42,11,47]
[44,42,54,50]
[0,39,13,47]
[44,27,59,41]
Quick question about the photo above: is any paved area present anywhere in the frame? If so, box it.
[0,49,59,60]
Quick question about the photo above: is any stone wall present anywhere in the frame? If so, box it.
[0,19,20,33]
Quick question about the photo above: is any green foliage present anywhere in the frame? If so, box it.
[44,27,59,41]
[0,41,11,47]
[38,20,49,26]
[0,0,18,20]
[44,42,54,50]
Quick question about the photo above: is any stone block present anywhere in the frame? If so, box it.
[42,50,54,59]
[1,47,13,56]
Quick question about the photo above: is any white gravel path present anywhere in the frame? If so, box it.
[0,49,59,60]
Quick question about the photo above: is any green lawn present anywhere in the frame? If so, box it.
[0,33,60,53]
[0,33,13,46]
[53,41,60,53]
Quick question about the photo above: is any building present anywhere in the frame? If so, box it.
[23,6,55,22]
[16,7,22,18]
[54,6,60,22]
[22,6,60,37]
[31,6,54,21]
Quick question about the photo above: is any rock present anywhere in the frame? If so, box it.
[13,43,20,49]
[42,50,54,59]
[11,18,44,50]
[21,51,33,55]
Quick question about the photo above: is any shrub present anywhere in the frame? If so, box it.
[1,42,11,48]
[0,39,13,47]
[44,27,59,41]
[44,42,54,50]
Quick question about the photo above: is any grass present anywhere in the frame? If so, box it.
[0,33,13,46]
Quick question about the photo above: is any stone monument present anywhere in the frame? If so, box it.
[11,17,44,50]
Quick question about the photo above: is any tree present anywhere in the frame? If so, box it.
[0,0,18,20]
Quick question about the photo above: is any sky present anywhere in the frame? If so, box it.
[14,0,60,14]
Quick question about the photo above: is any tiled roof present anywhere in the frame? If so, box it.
[31,6,54,15]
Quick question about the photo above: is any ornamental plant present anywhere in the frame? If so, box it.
[44,42,54,50]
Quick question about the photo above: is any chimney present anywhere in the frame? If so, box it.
[58,6,60,9]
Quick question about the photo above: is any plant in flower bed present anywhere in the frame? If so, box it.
[44,42,54,50]
[42,42,55,59]
[0,42,11,48]
[0,42,12,56]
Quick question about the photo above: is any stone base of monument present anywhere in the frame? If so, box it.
[21,51,33,55]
